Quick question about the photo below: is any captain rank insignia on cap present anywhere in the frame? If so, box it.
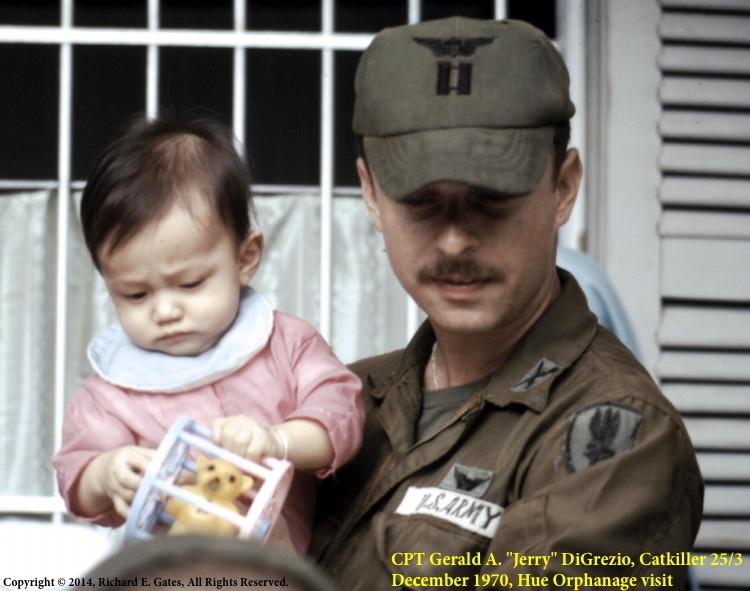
[566,403,643,473]
[414,36,494,95]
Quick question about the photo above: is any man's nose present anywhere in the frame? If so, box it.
[435,213,480,257]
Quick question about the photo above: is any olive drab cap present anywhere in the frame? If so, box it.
[353,17,575,200]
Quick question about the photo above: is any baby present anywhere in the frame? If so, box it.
[52,115,363,553]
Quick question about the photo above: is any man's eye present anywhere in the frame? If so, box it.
[476,192,509,205]
[473,192,516,213]
[402,196,439,212]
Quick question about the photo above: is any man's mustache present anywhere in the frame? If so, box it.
[417,258,503,282]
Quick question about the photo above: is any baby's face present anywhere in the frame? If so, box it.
[98,195,261,356]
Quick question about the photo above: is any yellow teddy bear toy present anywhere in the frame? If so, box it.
[166,456,255,536]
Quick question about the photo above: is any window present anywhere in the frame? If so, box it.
[0,0,564,528]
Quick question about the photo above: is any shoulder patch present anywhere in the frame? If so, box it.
[566,403,643,472]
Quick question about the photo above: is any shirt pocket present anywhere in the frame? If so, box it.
[487,491,547,557]
[373,510,491,581]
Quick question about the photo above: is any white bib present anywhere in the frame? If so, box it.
[87,287,273,393]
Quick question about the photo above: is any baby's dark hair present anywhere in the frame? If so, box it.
[80,115,253,269]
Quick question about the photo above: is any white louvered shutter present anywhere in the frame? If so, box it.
[658,1,750,587]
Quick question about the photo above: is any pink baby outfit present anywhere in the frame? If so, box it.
[53,288,363,552]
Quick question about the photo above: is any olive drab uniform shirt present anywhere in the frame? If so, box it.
[312,270,703,590]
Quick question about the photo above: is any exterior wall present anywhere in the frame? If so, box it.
[586,0,663,374]
[589,1,750,588]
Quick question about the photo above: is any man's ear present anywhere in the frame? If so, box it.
[238,230,264,285]
[357,157,383,233]
[554,148,583,230]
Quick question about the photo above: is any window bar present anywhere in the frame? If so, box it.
[146,0,159,119]
[495,0,508,19]
[556,0,586,250]
[52,0,75,524]
[319,0,335,340]
[233,0,247,147]
[0,27,370,52]
[407,0,420,23]
[404,0,422,341]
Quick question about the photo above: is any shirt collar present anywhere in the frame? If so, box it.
[368,269,598,413]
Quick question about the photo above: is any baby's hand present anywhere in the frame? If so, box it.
[211,415,281,462]
[96,445,154,518]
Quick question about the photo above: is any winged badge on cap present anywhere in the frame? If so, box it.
[414,36,494,58]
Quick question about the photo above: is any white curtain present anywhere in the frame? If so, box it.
[1,191,58,496]
[0,190,414,499]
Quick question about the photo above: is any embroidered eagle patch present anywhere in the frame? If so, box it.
[440,463,493,498]
[565,403,643,472]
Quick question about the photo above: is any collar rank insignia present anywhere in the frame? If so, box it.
[511,357,561,392]
[566,403,643,473]
[440,463,493,498]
